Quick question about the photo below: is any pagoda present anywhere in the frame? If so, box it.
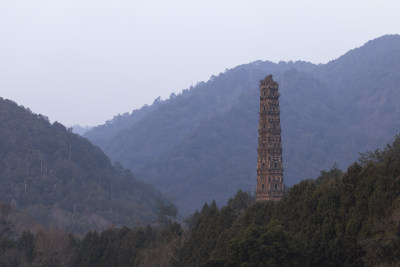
[256,75,284,201]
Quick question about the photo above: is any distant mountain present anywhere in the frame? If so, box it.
[71,124,93,135]
[84,34,400,215]
[312,34,400,149]
[84,98,164,146]
[0,98,162,232]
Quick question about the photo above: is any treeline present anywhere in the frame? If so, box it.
[1,135,400,266]
[0,197,178,266]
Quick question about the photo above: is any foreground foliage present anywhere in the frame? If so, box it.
[1,135,400,266]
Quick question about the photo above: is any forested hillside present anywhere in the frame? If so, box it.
[174,134,400,266]
[2,135,399,266]
[85,34,400,214]
[0,98,162,233]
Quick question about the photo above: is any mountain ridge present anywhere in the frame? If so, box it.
[84,34,400,214]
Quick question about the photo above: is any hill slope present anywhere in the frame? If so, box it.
[178,134,400,266]
[19,134,399,266]
[85,34,400,214]
[0,98,161,232]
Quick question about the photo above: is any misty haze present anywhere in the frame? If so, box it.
[1,1,400,266]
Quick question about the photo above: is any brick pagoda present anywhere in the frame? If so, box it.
[256,75,284,201]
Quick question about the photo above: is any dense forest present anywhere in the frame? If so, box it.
[0,98,163,233]
[84,34,400,214]
[1,135,399,266]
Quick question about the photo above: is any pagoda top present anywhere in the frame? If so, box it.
[260,75,278,87]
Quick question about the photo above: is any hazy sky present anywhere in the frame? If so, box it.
[1,0,399,126]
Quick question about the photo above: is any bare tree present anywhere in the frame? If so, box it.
[0,249,30,267]
[33,227,76,267]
